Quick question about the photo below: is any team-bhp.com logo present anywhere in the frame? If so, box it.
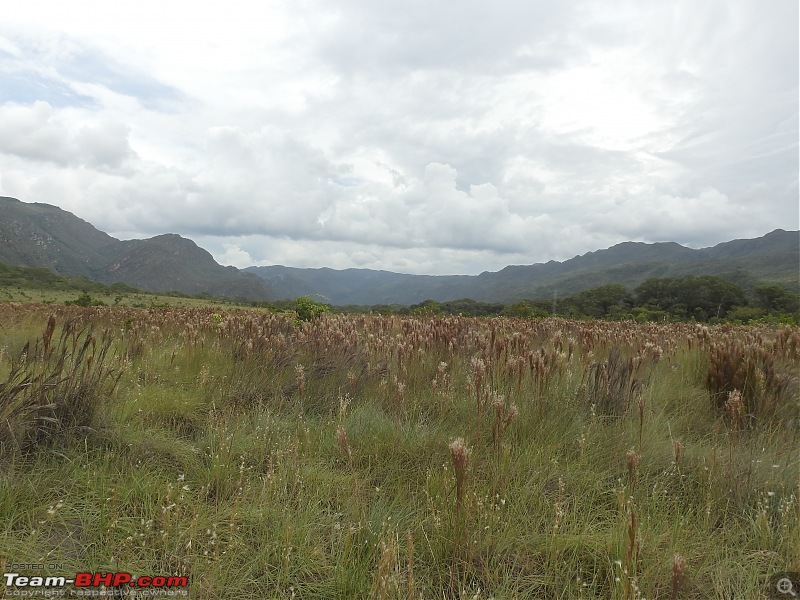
[4,571,188,596]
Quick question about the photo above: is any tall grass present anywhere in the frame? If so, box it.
[0,303,797,598]
[0,316,119,458]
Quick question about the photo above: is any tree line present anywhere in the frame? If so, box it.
[340,276,799,323]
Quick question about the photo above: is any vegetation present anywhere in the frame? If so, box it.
[4,194,795,306]
[0,263,261,309]
[0,262,138,294]
[245,229,800,305]
[379,276,799,324]
[0,303,797,598]
[2,263,798,325]
[65,293,107,307]
[294,295,332,322]
[0,197,273,302]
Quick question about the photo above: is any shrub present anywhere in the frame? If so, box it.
[294,295,330,321]
[65,293,106,307]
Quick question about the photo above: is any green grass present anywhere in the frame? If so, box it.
[0,285,245,309]
[0,305,797,598]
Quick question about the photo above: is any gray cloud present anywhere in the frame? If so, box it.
[0,0,796,274]
[75,122,134,168]
[0,101,136,170]
[0,101,71,164]
[58,48,183,110]
[312,0,582,77]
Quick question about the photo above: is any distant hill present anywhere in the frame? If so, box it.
[246,230,799,304]
[0,196,116,279]
[103,234,272,300]
[1,195,796,306]
[0,197,273,300]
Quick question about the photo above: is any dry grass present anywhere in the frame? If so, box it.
[0,303,797,598]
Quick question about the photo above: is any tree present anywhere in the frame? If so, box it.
[294,295,330,321]
[635,276,746,321]
[66,293,105,307]
[754,284,800,313]
[674,276,746,320]
[635,278,678,312]
[575,284,633,318]
[502,300,534,318]
[411,300,443,316]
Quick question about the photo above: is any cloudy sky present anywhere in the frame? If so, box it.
[0,0,797,274]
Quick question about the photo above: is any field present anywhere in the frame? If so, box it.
[0,303,798,599]
[0,285,238,309]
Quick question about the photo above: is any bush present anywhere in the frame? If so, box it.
[725,306,765,324]
[66,293,106,307]
[294,295,330,321]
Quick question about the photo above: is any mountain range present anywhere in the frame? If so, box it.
[0,196,272,300]
[246,231,799,304]
[1,196,797,304]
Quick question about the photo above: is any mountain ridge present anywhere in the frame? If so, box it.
[0,196,273,300]
[1,196,797,304]
[245,228,799,304]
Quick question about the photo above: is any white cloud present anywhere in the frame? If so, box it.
[0,101,135,170]
[217,243,256,268]
[0,0,796,275]
[0,101,71,164]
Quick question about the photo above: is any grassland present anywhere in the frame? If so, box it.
[0,286,242,309]
[0,303,798,599]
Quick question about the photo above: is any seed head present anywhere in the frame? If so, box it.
[626,449,640,475]
[491,392,505,411]
[724,389,745,429]
[337,425,353,467]
[449,438,471,476]
[449,437,471,508]
[673,440,684,466]
[507,403,519,421]
[670,554,687,600]
[626,449,640,492]
[294,364,306,396]
[470,357,486,379]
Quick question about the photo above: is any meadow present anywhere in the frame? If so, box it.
[0,302,798,599]
[0,285,236,309]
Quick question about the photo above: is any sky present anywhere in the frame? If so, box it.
[0,0,797,275]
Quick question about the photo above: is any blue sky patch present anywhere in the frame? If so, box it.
[0,71,95,107]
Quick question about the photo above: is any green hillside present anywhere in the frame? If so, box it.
[1,196,796,306]
[0,197,273,301]
[247,230,799,303]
